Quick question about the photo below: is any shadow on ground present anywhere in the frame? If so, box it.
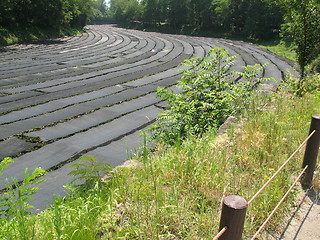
[277,189,320,240]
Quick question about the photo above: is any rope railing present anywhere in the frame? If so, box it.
[212,226,228,240]
[250,165,308,240]
[248,130,316,205]
[214,116,320,240]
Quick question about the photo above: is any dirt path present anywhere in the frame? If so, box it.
[266,189,320,240]
[279,190,320,240]
[0,24,298,211]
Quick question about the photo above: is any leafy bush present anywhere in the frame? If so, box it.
[148,48,270,144]
[280,0,320,91]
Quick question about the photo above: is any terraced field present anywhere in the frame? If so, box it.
[0,25,297,211]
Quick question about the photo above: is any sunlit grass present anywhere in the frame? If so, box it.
[258,40,297,62]
[0,27,84,46]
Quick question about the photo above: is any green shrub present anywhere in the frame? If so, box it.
[148,47,270,144]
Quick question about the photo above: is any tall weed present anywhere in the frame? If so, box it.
[0,158,46,240]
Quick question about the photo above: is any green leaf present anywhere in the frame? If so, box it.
[0,158,13,182]
[68,156,112,186]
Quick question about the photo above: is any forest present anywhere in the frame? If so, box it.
[0,0,108,30]
[0,0,319,41]
[109,0,284,40]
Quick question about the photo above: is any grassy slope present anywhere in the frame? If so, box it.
[258,40,296,62]
[1,89,319,239]
[0,27,83,46]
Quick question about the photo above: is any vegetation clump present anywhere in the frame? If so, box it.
[148,47,269,144]
[279,0,320,94]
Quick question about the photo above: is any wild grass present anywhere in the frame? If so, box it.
[0,27,83,46]
[1,86,319,239]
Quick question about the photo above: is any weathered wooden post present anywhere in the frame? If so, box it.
[218,195,248,240]
[301,116,320,188]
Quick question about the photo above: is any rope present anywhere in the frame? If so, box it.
[250,165,308,240]
[248,130,316,205]
[212,226,228,240]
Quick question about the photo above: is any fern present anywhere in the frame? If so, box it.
[0,167,47,217]
[68,156,112,187]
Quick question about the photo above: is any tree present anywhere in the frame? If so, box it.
[142,0,159,27]
[167,0,189,29]
[189,0,213,30]
[280,0,320,89]
[215,0,282,39]
[158,0,169,24]
[243,0,283,40]
[0,0,15,27]
[0,0,98,30]
[109,0,141,25]
[90,0,110,24]
[68,0,97,27]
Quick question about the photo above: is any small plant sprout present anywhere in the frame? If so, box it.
[68,156,112,187]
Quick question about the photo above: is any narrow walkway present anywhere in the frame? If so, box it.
[269,189,320,239]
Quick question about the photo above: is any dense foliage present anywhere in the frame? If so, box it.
[0,0,108,42]
[279,0,320,88]
[109,0,283,40]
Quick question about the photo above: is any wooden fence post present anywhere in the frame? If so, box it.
[218,195,248,240]
[301,116,320,188]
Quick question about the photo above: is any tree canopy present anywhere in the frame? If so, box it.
[280,0,320,82]
[108,0,284,40]
[1,0,316,43]
[0,0,108,31]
